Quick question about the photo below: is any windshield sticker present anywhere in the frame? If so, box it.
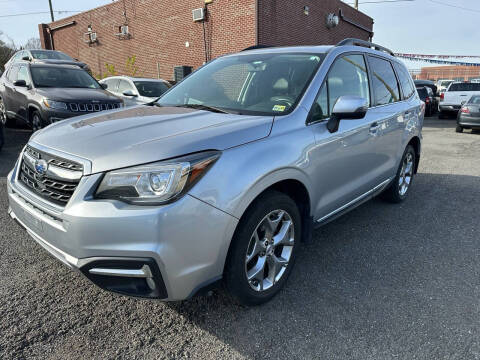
[273,105,286,112]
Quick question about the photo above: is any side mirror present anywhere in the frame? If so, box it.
[327,96,368,133]
[13,79,27,87]
[100,83,108,89]
[122,89,137,97]
[22,56,31,61]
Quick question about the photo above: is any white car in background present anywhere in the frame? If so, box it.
[100,76,171,106]
[437,79,454,95]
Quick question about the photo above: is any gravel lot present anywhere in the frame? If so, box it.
[1,116,479,359]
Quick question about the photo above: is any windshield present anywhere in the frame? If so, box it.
[157,53,324,115]
[31,67,101,88]
[448,83,480,92]
[30,50,73,61]
[440,80,453,87]
[134,81,170,97]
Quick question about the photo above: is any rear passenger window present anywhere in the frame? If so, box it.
[310,54,370,122]
[394,63,415,99]
[368,56,400,106]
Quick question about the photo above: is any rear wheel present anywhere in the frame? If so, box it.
[456,125,463,133]
[381,145,416,203]
[225,191,301,306]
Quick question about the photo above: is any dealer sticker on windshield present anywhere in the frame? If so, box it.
[272,105,286,112]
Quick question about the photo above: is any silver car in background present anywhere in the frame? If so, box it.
[99,76,171,106]
[7,39,423,305]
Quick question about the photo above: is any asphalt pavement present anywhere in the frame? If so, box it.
[1,115,479,359]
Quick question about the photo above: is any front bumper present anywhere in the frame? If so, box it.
[7,159,238,301]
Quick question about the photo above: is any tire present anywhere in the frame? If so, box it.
[456,125,463,133]
[0,97,9,127]
[0,122,4,152]
[438,111,447,119]
[31,111,47,132]
[381,145,416,203]
[224,190,301,306]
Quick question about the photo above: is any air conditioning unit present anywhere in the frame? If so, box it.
[174,66,193,82]
[192,8,205,22]
[120,25,129,35]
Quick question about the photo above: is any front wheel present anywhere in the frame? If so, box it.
[456,125,463,133]
[381,145,416,203]
[31,111,47,132]
[225,191,301,306]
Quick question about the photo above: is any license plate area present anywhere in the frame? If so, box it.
[21,208,44,233]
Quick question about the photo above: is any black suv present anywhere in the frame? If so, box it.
[4,49,90,73]
[0,62,123,131]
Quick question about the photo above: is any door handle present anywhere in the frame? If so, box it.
[369,122,380,135]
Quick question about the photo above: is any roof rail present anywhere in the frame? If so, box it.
[336,38,395,57]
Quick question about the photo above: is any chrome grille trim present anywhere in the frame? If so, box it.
[19,146,84,207]
[69,102,121,112]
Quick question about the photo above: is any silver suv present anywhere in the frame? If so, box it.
[7,39,423,305]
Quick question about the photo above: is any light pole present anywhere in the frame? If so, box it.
[48,0,55,22]
[355,0,359,9]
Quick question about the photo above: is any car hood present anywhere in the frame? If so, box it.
[31,106,273,174]
[35,88,121,102]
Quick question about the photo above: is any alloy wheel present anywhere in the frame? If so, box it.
[32,114,41,132]
[245,209,295,292]
[398,152,414,196]
[0,100,6,126]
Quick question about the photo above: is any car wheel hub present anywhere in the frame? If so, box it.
[399,152,414,196]
[0,101,6,126]
[245,209,294,292]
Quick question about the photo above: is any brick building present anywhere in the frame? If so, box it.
[39,0,373,80]
[416,65,480,82]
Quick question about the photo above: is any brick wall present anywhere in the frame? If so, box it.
[41,0,373,80]
[43,0,256,80]
[258,0,373,46]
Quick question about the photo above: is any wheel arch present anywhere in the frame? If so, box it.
[222,171,313,274]
[27,103,41,124]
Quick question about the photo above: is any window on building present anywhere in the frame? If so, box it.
[368,56,400,106]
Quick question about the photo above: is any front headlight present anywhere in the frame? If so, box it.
[95,151,220,205]
[43,99,68,110]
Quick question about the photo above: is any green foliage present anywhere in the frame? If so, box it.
[94,55,142,79]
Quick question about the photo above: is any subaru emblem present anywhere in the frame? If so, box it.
[34,159,48,176]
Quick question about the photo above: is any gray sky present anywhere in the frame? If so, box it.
[1,0,479,70]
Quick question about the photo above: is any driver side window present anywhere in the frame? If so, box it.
[310,54,370,123]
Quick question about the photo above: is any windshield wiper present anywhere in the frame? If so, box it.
[172,104,230,114]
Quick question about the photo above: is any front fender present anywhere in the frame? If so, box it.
[189,131,315,220]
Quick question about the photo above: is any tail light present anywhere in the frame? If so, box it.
[440,93,445,101]
[461,107,470,114]
[425,97,430,104]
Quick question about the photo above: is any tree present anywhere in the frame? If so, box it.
[23,38,41,50]
[0,31,16,70]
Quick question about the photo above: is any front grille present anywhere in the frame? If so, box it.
[19,146,83,206]
[69,102,121,113]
